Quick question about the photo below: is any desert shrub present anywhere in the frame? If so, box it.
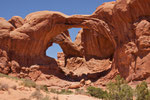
[135,81,150,100]
[87,86,108,99]
[50,88,59,94]
[22,79,36,88]
[42,95,50,100]
[59,89,73,95]
[0,83,9,91]
[0,73,9,78]
[30,88,51,100]
[11,85,17,90]
[75,88,86,95]
[19,98,31,100]
[50,88,73,95]
[40,85,48,92]
[30,89,43,100]
[53,95,59,100]
[106,75,133,100]
[0,73,20,80]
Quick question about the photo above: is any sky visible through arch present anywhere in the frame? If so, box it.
[0,0,114,59]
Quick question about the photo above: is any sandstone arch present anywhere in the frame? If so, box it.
[0,11,115,66]
[0,0,149,83]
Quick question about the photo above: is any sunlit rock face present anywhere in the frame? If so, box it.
[0,0,150,83]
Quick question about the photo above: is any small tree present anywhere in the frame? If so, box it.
[135,81,150,100]
[106,75,133,100]
[87,86,108,99]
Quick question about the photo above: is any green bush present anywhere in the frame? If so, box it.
[86,75,134,100]
[106,75,133,100]
[135,81,150,100]
[87,86,108,99]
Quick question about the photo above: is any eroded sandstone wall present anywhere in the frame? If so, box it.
[0,0,149,83]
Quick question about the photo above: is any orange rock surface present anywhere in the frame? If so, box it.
[0,0,150,85]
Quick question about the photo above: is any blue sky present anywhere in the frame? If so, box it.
[0,0,114,59]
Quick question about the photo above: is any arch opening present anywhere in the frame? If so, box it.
[46,28,82,59]
[68,28,81,42]
[46,43,62,59]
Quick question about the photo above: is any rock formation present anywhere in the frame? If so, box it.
[0,0,150,85]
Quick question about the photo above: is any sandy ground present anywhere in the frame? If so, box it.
[0,75,147,100]
[0,77,99,100]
